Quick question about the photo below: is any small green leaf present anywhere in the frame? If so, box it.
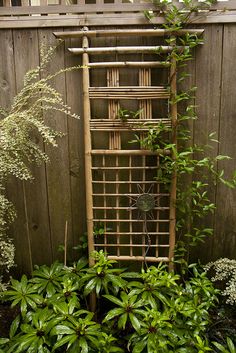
[118,313,128,330]
[129,313,140,331]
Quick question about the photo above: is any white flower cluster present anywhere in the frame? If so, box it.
[0,43,81,283]
[205,258,236,305]
[0,237,15,271]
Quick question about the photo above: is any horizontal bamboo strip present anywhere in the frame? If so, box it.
[92,166,158,170]
[102,232,170,235]
[93,193,169,196]
[69,46,188,55]
[90,95,169,99]
[91,149,170,155]
[90,118,171,131]
[93,219,170,223]
[90,118,170,124]
[89,86,169,99]
[54,29,204,39]
[94,243,169,248]
[106,255,170,262]
[93,180,158,184]
[92,206,170,210]
[90,86,168,91]
[90,126,169,131]
[88,61,170,68]
[92,180,161,184]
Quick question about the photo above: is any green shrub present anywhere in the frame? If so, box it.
[1,252,219,353]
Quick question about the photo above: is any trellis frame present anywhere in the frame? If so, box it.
[55,27,204,268]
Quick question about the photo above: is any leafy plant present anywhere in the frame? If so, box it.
[4,275,42,316]
[103,291,145,331]
[51,310,101,353]
[213,337,236,353]
[80,250,127,296]
[31,262,65,297]
[139,0,236,273]
[0,43,80,289]
[0,253,223,353]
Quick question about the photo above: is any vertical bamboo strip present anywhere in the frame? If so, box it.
[116,156,120,256]
[82,33,95,266]
[102,155,107,251]
[129,156,133,257]
[139,68,152,149]
[142,155,146,257]
[107,68,120,150]
[169,41,177,271]
[156,156,160,258]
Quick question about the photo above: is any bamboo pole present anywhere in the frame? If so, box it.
[91,149,171,155]
[94,243,168,248]
[101,232,169,234]
[54,29,204,39]
[93,219,169,223]
[64,220,68,267]
[69,46,189,55]
[82,33,95,266]
[88,61,170,68]
[128,156,134,257]
[107,255,169,262]
[168,41,177,271]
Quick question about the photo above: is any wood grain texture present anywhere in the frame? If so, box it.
[0,30,32,274]
[64,30,87,257]
[13,28,53,267]
[194,24,224,263]
[213,24,236,260]
[38,29,73,263]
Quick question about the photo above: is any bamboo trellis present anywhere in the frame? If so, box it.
[54,27,204,268]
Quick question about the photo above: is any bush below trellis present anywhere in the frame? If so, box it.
[0,252,235,353]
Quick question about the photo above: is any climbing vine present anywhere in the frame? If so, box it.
[137,0,236,271]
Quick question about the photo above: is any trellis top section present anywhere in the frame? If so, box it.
[1,0,236,28]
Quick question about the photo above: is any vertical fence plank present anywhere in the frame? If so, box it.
[38,29,73,263]
[213,24,236,260]
[13,29,53,267]
[0,30,32,274]
[64,30,87,258]
[193,24,224,263]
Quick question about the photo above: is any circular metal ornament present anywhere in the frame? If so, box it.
[136,193,155,212]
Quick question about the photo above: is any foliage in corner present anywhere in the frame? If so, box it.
[138,0,236,272]
[205,258,236,305]
[0,43,80,285]
[0,252,221,353]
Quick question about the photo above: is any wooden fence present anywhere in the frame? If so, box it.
[2,0,236,27]
[0,17,236,273]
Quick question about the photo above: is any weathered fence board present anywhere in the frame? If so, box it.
[0,23,236,274]
[194,24,224,262]
[214,24,236,260]
[0,30,33,274]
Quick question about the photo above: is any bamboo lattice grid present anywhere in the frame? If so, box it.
[54,27,204,267]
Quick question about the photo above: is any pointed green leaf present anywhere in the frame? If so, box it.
[80,337,88,353]
[132,339,147,353]
[103,295,123,307]
[103,308,124,322]
[118,313,128,330]
[129,313,141,331]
